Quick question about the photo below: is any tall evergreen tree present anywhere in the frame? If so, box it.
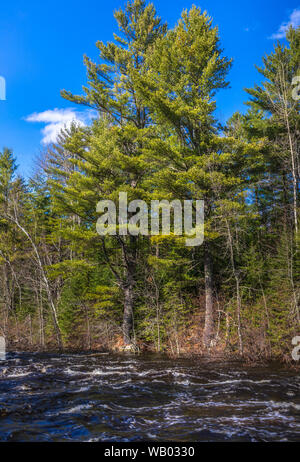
[246,26,300,237]
[134,6,233,347]
[55,0,166,347]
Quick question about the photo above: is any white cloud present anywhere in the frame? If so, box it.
[270,8,300,39]
[25,108,96,144]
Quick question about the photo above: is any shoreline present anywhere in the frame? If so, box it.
[3,346,299,370]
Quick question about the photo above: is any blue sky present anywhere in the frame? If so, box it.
[0,0,299,177]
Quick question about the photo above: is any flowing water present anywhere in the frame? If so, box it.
[0,352,299,442]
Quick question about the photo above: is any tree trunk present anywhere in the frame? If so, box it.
[235,275,243,355]
[2,262,11,333]
[225,219,243,355]
[285,113,298,236]
[121,235,137,347]
[203,242,214,348]
[85,305,91,350]
[122,281,134,345]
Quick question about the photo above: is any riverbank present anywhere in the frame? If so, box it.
[3,305,299,367]
[4,342,299,370]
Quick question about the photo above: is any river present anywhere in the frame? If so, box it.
[0,352,299,441]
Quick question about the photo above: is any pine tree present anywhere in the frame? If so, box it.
[52,0,166,347]
[246,26,300,236]
[134,6,233,347]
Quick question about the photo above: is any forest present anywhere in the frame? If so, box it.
[0,0,299,361]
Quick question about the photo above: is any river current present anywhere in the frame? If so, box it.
[0,352,299,442]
